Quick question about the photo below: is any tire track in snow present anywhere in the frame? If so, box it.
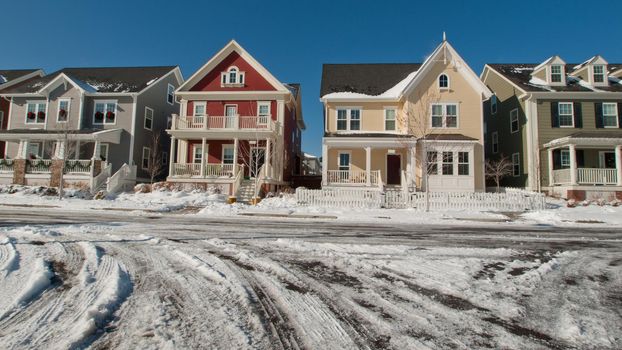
[0,235,18,277]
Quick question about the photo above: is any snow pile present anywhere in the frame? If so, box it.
[0,236,18,276]
[322,70,418,100]
[0,258,53,319]
[8,226,62,237]
[522,201,622,226]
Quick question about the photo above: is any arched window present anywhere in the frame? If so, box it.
[228,67,238,84]
[438,74,449,89]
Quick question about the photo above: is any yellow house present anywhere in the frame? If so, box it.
[320,39,492,192]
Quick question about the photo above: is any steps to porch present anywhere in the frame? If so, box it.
[236,179,260,203]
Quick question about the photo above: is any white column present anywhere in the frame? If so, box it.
[233,138,239,175]
[16,140,24,159]
[547,148,554,186]
[365,146,371,186]
[409,145,417,187]
[200,137,206,178]
[169,136,176,177]
[57,141,66,160]
[21,140,29,159]
[569,144,577,185]
[616,145,622,186]
[322,143,328,186]
[92,141,100,160]
[265,138,271,179]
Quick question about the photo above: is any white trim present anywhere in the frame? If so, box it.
[128,96,137,165]
[193,101,207,116]
[167,84,175,105]
[438,73,450,90]
[383,107,397,131]
[56,98,71,123]
[144,106,154,130]
[549,64,565,85]
[6,97,13,130]
[602,102,619,128]
[510,108,520,133]
[92,100,118,125]
[337,150,351,171]
[0,69,44,92]
[142,146,151,170]
[24,100,47,125]
[335,107,362,131]
[557,102,574,128]
[430,102,459,129]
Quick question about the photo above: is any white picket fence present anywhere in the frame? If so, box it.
[296,188,546,211]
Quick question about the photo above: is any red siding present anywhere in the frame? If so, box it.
[185,140,235,163]
[187,100,277,120]
[189,52,277,92]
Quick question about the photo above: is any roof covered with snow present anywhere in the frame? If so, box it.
[0,69,40,86]
[487,64,622,93]
[1,66,177,94]
[320,63,421,97]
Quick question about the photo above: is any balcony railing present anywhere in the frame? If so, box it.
[171,162,238,178]
[327,170,380,185]
[552,168,618,185]
[172,114,275,131]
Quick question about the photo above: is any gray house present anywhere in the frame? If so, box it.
[0,66,183,190]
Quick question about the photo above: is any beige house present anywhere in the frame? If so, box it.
[320,39,491,192]
[482,56,622,200]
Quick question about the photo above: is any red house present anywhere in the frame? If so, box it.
[167,40,304,200]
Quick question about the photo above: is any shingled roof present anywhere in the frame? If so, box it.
[0,69,40,86]
[487,64,622,93]
[0,66,177,94]
[320,63,421,97]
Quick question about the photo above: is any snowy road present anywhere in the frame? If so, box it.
[0,208,621,349]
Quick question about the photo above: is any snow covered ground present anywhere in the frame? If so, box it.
[0,186,621,349]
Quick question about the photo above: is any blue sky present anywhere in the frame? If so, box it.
[1,0,621,156]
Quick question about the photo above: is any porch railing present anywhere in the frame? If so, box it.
[172,114,275,131]
[171,163,239,178]
[26,159,53,173]
[176,115,205,129]
[552,168,618,185]
[204,163,234,177]
[172,163,201,177]
[327,170,381,185]
[0,159,14,172]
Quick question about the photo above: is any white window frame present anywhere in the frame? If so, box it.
[193,101,207,116]
[221,66,245,86]
[57,98,71,123]
[25,101,47,125]
[167,84,175,105]
[430,103,459,128]
[144,106,154,130]
[93,100,117,125]
[337,151,351,171]
[602,102,619,128]
[550,64,564,84]
[441,151,454,175]
[222,144,235,164]
[593,65,606,84]
[492,131,499,154]
[490,95,497,115]
[560,149,570,168]
[98,143,109,161]
[192,144,205,164]
[426,151,438,175]
[558,102,574,128]
[142,147,151,170]
[510,108,520,133]
[512,152,520,177]
[224,104,238,116]
[335,107,362,131]
[438,73,450,90]
[458,151,469,176]
[257,101,271,125]
[384,107,397,131]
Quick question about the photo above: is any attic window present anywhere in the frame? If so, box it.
[221,66,245,86]
[438,74,449,89]
[593,65,605,83]
[550,65,563,83]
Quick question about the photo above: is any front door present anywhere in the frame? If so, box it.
[600,151,616,168]
[225,105,237,128]
[386,154,401,185]
[250,148,265,177]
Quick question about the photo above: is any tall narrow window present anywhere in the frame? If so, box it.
[349,109,360,130]
[550,65,563,83]
[25,102,46,124]
[510,108,520,132]
[57,99,70,122]
[431,104,443,127]
[512,153,520,177]
[442,152,453,175]
[167,84,175,105]
[560,150,570,168]
[222,146,234,164]
[142,147,151,170]
[427,151,438,174]
[593,65,605,83]
[384,108,396,131]
[144,107,154,130]
[229,68,237,83]
[338,152,350,171]
[336,110,347,130]
[602,103,618,127]
[98,144,109,161]
[438,74,449,89]
[492,132,499,154]
[446,104,457,127]
[458,152,469,175]
[558,103,573,127]
[490,95,497,115]
[193,145,203,163]
[258,101,271,125]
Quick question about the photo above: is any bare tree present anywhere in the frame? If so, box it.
[147,132,165,184]
[55,122,79,200]
[485,155,513,193]
[237,135,280,200]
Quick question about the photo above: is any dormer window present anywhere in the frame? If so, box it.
[550,65,563,83]
[438,74,449,89]
[593,65,606,84]
[221,66,245,86]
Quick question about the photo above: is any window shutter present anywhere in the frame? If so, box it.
[553,149,561,170]
[551,102,559,128]
[576,150,585,168]
[573,102,582,128]
[595,102,603,128]
[618,103,622,129]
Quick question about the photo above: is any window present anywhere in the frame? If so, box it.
[458,152,469,175]
[26,142,41,159]
[442,152,453,175]
[492,132,499,154]
[0,111,3,130]
[167,84,175,105]
[512,153,520,177]
[258,101,271,124]
[490,95,497,115]
[193,145,203,163]
[384,108,396,131]
[558,103,573,127]
[142,147,150,170]
[427,151,438,174]
[550,65,563,83]
[221,66,245,85]
[93,101,116,124]
[438,74,449,89]
[602,103,618,128]
[593,65,605,83]
[560,150,570,168]
[144,107,153,130]
[194,102,206,116]
[98,143,109,161]
[338,152,350,171]
[336,108,361,131]
[25,101,46,124]
[222,145,234,164]
[57,99,70,122]
[431,103,458,128]
[510,108,520,133]
[162,151,168,165]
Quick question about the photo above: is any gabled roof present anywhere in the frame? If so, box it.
[0,69,44,91]
[532,55,566,73]
[0,66,178,94]
[320,63,421,97]
[177,40,289,93]
[485,64,622,93]
[572,55,608,71]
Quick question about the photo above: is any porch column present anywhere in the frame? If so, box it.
[322,143,328,186]
[233,138,239,175]
[57,141,66,160]
[616,145,622,186]
[17,140,28,159]
[169,136,176,177]
[265,138,271,179]
[200,137,206,178]
[92,140,101,160]
[409,145,417,187]
[365,146,371,186]
[547,148,554,186]
[569,144,577,185]
[75,141,81,160]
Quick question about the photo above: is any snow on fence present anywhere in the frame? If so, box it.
[296,188,546,211]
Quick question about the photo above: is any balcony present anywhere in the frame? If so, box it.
[552,168,619,185]
[327,170,380,186]
[170,114,276,133]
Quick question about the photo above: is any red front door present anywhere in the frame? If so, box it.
[387,154,401,185]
